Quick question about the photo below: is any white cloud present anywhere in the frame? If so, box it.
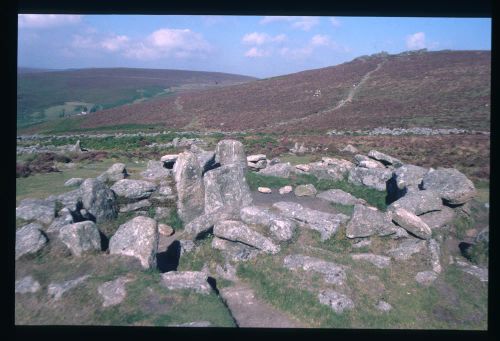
[330,17,341,27]
[71,35,97,50]
[406,32,426,49]
[291,17,319,31]
[244,47,270,58]
[101,35,129,52]
[18,14,82,28]
[311,34,331,46]
[260,16,319,31]
[242,32,287,45]
[123,28,211,60]
[279,46,314,59]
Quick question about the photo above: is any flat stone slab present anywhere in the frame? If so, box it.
[161,271,212,294]
[48,275,90,300]
[386,238,427,261]
[351,253,391,269]
[220,283,303,328]
[283,254,347,286]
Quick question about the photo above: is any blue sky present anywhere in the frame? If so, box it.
[18,15,491,78]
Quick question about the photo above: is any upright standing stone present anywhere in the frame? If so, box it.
[215,139,247,170]
[173,151,205,224]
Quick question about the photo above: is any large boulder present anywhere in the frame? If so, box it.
[204,164,253,215]
[259,162,293,178]
[15,223,48,260]
[272,201,349,240]
[394,164,428,191]
[294,184,317,197]
[368,150,403,167]
[184,207,239,237]
[173,151,205,224]
[16,198,55,225]
[283,254,347,286]
[213,220,280,254]
[386,238,427,260]
[345,204,397,238]
[140,160,172,181]
[419,206,456,230]
[240,206,296,241]
[97,163,128,182]
[215,140,247,169]
[387,190,443,216]
[109,216,158,269]
[421,168,476,205]
[80,178,118,223]
[110,179,157,200]
[316,189,366,206]
[47,208,75,233]
[211,236,260,262]
[161,271,212,294]
[391,208,432,240]
[348,167,393,191]
[59,221,101,256]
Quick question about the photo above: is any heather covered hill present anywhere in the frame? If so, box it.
[72,50,490,133]
[17,68,257,129]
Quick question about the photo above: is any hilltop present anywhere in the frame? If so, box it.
[42,50,487,135]
[17,67,257,129]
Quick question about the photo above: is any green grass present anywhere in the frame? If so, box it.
[245,171,387,210]
[165,209,183,231]
[453,213,475,240]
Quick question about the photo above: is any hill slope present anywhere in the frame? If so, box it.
[31,50,490,134]
[17,68,257,129]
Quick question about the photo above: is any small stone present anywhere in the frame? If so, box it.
[258,187,272,194]
[97,276,134,308]
[375,300,392,312]
[294,184,317,197]
[318,290,354,313]
[415,271,438,286]
[15,276,41,294]
[48,275,90,300]
[161,271,212,294]
[279,186,293,195]
[158,224,174,236]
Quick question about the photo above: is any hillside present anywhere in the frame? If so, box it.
[57,50,489,134]
[17,68,257,129]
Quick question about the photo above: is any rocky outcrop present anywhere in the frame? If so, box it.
[109,216,158,269]
[421,168,476,205]
[173,151,205,224]
[345,204,397,238]
[59,221,101,257]
[16,223,48,260]
[161,271,212,294]
[272,201,349,240]
[213,220,280,254]
[240,206,296,241]
[184,207,239,237]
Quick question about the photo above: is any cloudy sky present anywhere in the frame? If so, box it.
[18,15,491,78]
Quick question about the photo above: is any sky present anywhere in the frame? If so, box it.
[18,15,491,78]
